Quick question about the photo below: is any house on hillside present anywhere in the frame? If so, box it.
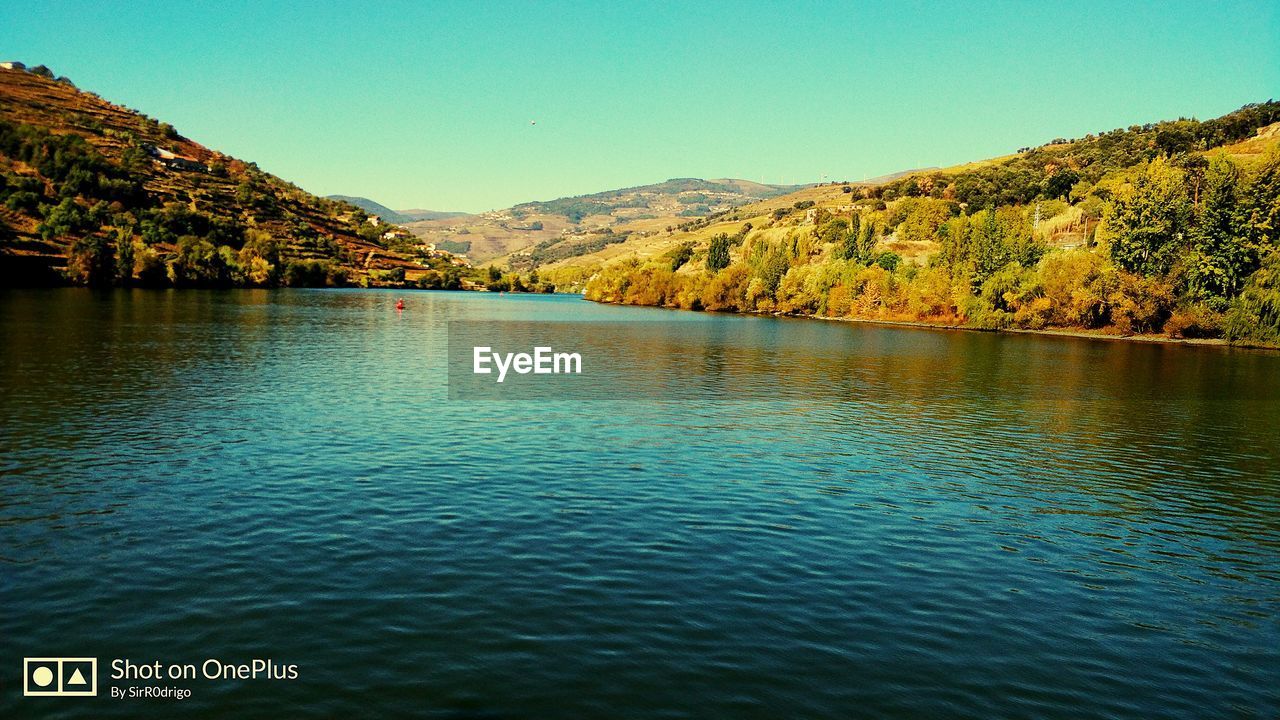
[144,144,208,172]
[0,61,26,70]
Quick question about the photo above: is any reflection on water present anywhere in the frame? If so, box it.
[1,288,1278,719]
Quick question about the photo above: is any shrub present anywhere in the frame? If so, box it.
[1165,304,1225,339]
[874,252,901,271]
[623,265,678,307]
[168,235,229,286]
[906,267,959,321]
[66,234,114,286]
[284,259,338,288]
[701,265,750,311]
[663,242,694,271]
[1036,250,1110,327]
[133,244,167,287]
[1108,272,1174,334]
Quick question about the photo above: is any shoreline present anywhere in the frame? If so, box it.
[805,313,1264,349]
[586,297,1280,352]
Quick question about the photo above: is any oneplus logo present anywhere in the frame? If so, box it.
[24,657,97,696]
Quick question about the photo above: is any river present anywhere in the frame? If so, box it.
[1,288,1277,718]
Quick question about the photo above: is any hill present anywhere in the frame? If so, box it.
[0,64,467,288]
[323,195,466,224]
[397,208,469,222]
[402,177,806,264]
[578,102,1280,347]
[324,195,411,224]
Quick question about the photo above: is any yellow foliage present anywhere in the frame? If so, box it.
[701,265,750,311]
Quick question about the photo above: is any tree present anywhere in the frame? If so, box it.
[706,233,731,271]
[113,224,135,285]
[1104,157,1191,277]
[1245,148,1280,251]
[1043,169,1080,200]
[134,244,167,286]
[1224,250,1280,345]
[66,234,114,286]
[1187,155,1253,302]
[168,235,228,286]
[938,208,1043,287]
[664,242,694,271]
[816,217,849,245]
[854,219,878,264]
[836,213,862,260]
[238,229,281,286]
[38,197,91,240]
[897,200,953,245]
[121,142,151,174]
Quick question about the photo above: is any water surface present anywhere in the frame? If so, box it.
[2,289,1277,718]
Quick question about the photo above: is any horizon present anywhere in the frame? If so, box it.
[2,0,1277,213]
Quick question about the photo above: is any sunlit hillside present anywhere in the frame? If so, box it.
[403,177,806,264]
[0,64,461,287]
[577,102,1280,347]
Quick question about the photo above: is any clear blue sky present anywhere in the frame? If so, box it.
[2,1,1277,212]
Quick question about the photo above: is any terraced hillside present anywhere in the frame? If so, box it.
[404,177,806,264]
[0,64,443,286]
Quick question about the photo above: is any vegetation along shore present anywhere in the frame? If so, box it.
[581,102,1280,348]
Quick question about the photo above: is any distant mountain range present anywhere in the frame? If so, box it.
[324,196,467,225]
[380,177,810,263]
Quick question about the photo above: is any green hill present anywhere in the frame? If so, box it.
[579,101,1280,347]
[323,195,466,225]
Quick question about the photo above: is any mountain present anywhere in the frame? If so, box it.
[324,195,411,224]
[402,177,807,263]
[397,208,469,222]
[0,64,453,287]
[323,196,467,225]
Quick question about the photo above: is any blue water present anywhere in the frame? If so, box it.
[1,289,1278,718]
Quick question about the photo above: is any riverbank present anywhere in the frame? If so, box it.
[807,313,1280,350]
[586,297,1280,351]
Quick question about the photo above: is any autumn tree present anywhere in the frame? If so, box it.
[1104,157,1192,277]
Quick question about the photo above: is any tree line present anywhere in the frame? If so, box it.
[585,105,1280,347]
